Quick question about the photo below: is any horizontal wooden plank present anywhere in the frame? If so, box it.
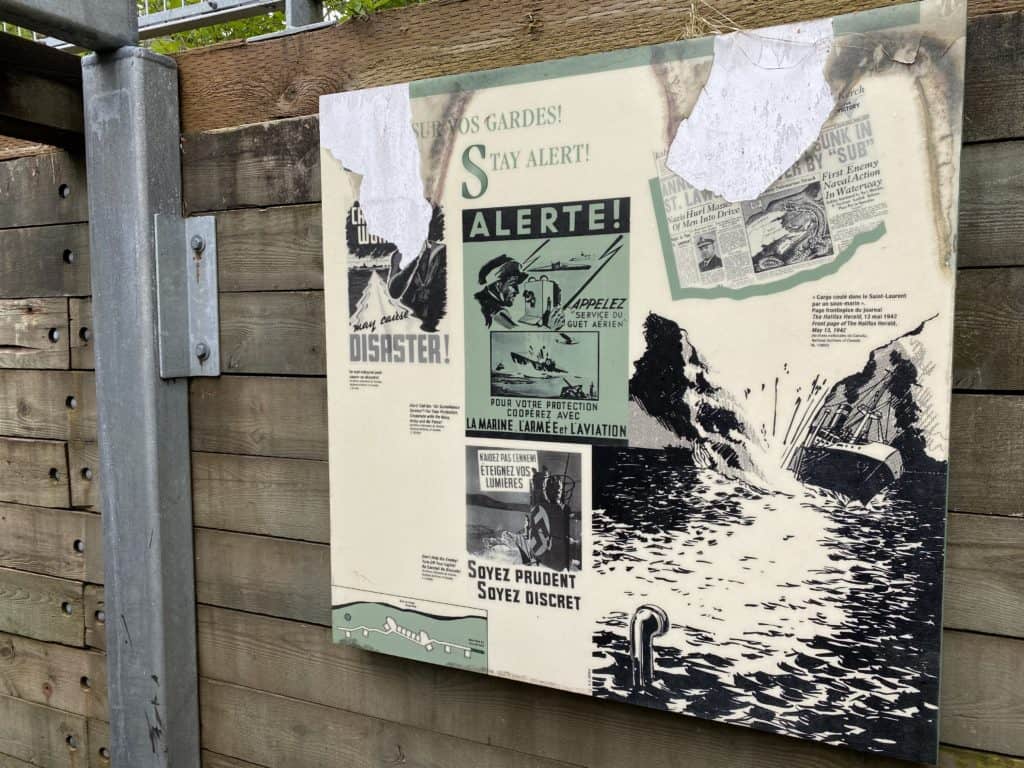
[199,606,1018,768]
[945,512,1024,637]
[67,441,98,512]
[954,268,1024,388]
[949,394,1024,517]
[0,299,68,370]
[194,529,328,625]
[0,502,100,581]
[174,0,1024,136]
[182,117,320,215]
[220,292,325,375]
[0,152,87,229]
[940,745,1024,767]
[0,224,89,299]
[0,567,82,646]
[0,438,69,509]
[958,141,1024,269]
[216,204,323,292]
[72,292,325,375]
[192,452,329,542]
[189,376,326,460]
[0,694,86,768]
[202,677,590,768]
[0,370,96,443]
[0,63,83,153]
[0,632,106,720]
[941,631,1024,756]
[68,299,92,371]
[964,10,1024,143]
[82,586,103,652]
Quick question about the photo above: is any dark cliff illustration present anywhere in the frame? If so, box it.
[628,313,762,482]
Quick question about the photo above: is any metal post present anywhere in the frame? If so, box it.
[81,48,200,768]
[285,0,322,28]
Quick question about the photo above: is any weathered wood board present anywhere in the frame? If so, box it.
[67,441,98,511]
[67,299,92,371]
[192,452,329,542]
[215,204,323,292]
[0,631,107,720]
[0,370,95,443]
[0,152,87,229]
[0,693,86,768]
[0,224,90,299]
[0,568,82,646]
[82,586,104,652]
[0,502,100,581]
[194,528,329,625]
[944,512,1024,637]
[173,2,1024,138]
[189,376,326,460]
[0,299,69,370]
[948,395,1024,517]
[0,438,69,509]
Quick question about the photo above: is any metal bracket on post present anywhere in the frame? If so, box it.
[154,213,220,378]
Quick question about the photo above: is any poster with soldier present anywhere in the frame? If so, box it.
[463,199,630,444]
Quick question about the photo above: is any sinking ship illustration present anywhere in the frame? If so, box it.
[788,372,904,503]
[509,350,565,373]
[339,616,473,659]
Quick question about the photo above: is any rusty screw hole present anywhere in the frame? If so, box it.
[73,539,84,554]
[62,249,75,264]
[49,467,60,481]
[48,328,60,343]
[66,395,77,410]
[61,602,73,616]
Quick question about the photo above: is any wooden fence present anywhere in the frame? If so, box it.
[0,0,1022,766]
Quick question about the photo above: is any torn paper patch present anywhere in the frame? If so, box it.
[667,19,836,203]
[320,84,431,268]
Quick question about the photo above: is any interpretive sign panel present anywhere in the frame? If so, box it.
[321,0,965,760]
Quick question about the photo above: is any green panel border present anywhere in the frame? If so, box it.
[649,177,888,301]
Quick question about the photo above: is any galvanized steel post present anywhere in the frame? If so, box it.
[81,48,200,768]
[285,0,323,28]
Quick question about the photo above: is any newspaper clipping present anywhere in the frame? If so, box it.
[655,87,888,294]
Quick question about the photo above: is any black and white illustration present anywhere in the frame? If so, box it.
[466,446,582,572]
[742,182,834,274]
[695,232,722,273]
[591,313,948,762]
[347,201,447,333]
[490,331,599,400]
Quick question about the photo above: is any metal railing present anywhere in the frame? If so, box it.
[2,0,324,49]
